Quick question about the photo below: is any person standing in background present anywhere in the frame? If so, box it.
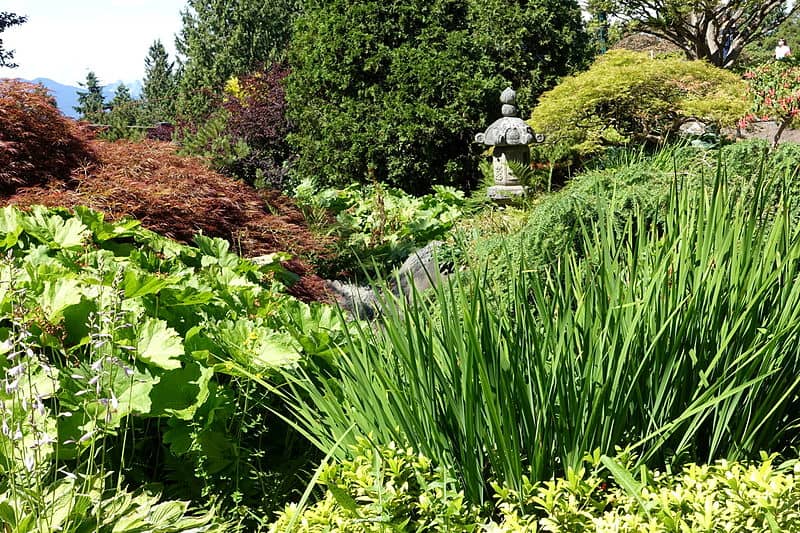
[776,38,792,59]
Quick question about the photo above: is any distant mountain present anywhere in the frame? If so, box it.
[26,78,143,119]
[30,78,81,118]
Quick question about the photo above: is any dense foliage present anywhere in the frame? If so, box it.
[294,180,464,279]
[0,80,95,191]
[270,439,480,532]
[272,444,800,531]
[276,170,800,505]
[0,205,344,527]
[222,64,293,189]
[528,50,747,164]
[175,0,300,121]
[286,0,588,193]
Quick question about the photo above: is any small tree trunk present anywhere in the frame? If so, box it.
[773,118,791,149]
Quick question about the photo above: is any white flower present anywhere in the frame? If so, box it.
[6,363,26,377]
[4,378,19,393]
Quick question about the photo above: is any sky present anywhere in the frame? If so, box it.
[0,0,186,86]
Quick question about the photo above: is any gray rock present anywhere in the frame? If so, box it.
[393,240,449,300]
[324,241,451,320]
[324,280,380,320]
[679,120,707,136]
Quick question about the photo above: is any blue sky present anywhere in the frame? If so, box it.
[0,0,185,86]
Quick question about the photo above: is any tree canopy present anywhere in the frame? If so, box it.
[0,11,27,68]
[597,0,798,68]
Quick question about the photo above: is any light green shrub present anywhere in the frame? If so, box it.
[271,445,800,532]
[0,474,227,532]
[268,439,481,532]
[490,452,800,532]
[529,50,747,163]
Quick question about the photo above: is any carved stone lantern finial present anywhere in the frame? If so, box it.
[475,87,545,202]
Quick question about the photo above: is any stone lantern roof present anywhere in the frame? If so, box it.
[475,87,542,146]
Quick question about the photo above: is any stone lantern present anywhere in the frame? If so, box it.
[475,87,544,202]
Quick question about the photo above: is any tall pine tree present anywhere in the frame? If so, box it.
[103,84,144,141]
[142,39,177,123]
[74,71,105,122]
[175,0,299,120]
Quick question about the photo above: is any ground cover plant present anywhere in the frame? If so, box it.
[0,204,348,529]
[274,170,800,509]
[293,180,465,279]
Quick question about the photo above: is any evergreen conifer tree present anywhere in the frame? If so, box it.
[74,71,105,122]
[142,39,177,123]
[104,84,144,141]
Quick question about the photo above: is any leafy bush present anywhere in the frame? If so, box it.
[0,205,344,525]
[223,63,294,189]
[528,50,747,164]
[741,58,800,147]
[276,172,800,504]
[0,80,95,190]
[293,180,465,279]
[269,439,481,532]
[491,452,800,532]
[271,444,800,532]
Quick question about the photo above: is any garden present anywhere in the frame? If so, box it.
[2,1,800,532]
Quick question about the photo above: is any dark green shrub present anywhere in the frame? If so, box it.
[286,0,589,193]
[529,50,747,165]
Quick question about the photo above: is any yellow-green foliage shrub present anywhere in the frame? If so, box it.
[529,50,747,163]
[268,439,481,532]
[490,452,800,532]
[270,444,800,532]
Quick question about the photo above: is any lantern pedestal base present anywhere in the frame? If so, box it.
[488,185,527,204]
